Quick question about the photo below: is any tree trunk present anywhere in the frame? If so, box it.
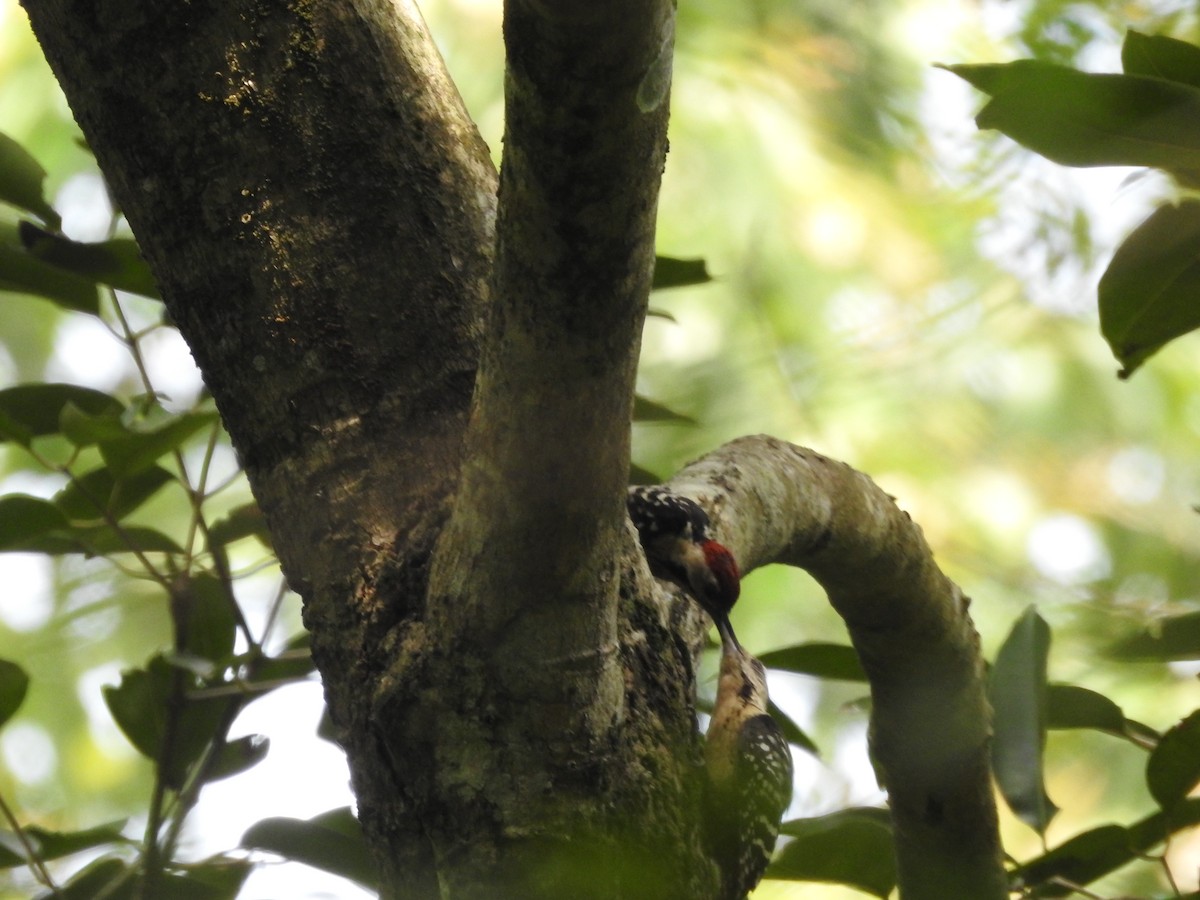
[20,0,711,896]
[19,1,1006,897]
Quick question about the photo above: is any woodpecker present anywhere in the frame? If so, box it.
[704,616,794,900]
[626,485,741,625]
[627,485,790,897]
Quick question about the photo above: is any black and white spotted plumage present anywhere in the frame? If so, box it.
[704,627,793,899]
[628,485,786,896]
[626,486,740,624]
[627,485,712,544]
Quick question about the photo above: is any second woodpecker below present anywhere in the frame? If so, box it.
[704,618,794,900]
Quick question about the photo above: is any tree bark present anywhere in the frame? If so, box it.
[374,1,699,896]
[19,0,493,894]
[20,0,709,897]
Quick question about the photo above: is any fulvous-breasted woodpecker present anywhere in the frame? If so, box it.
[704,616,793,899]
[626,485,741,625]
[626,485,792,898]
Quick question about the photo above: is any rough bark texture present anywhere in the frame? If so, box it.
[667,435,1008,900]
[372,1,700,896]
[20,0,496,894]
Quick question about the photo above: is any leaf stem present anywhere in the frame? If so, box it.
[0,789,62,896]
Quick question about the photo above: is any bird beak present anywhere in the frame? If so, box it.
[715,614,743,653]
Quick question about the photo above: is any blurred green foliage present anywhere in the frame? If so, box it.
[0,0,1199,897]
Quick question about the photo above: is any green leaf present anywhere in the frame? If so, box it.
[21,820,128,863]
[768,700,819,756]
[1122,31,1200,89]
[0,133,60,228]
[1015,801,1200,896]
[158,859,251,900]
[27,524,184,557]
[1107,609,1200,661]
[173,573,238,664]
[102,656,237,789]
[244,634,316,686]
[758,643,867,681]
[18,221,160,299]
[44,856,132,900]
[54,464,174,522]
[310,807,367,839]
[1147,710,1200,809]
[651,256,712,290]
[0,383,123,446]
[241,808,379,890]
[632,394,696,425]
[0,222,98,314]
[1045,684,1126,735]
[770,808,895,897]
[89,526,182,555]
[100,411,218,478]
[0,659,30,729]
[1046,683,1159,747]
[942,60,1200,173]
[1098,200,1200,378]
[1013,824,1130,896]
[206,735,269,782]
[59,401,130,446]
[102,661,172,760]
[1139,795,1200,843]
[208,503,271,550]
[989,606,1058,834]
[0,495,70,550]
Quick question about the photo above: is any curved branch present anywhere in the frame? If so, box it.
[666,435,1008,900]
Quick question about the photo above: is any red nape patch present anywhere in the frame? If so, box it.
[701,540,741,606]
